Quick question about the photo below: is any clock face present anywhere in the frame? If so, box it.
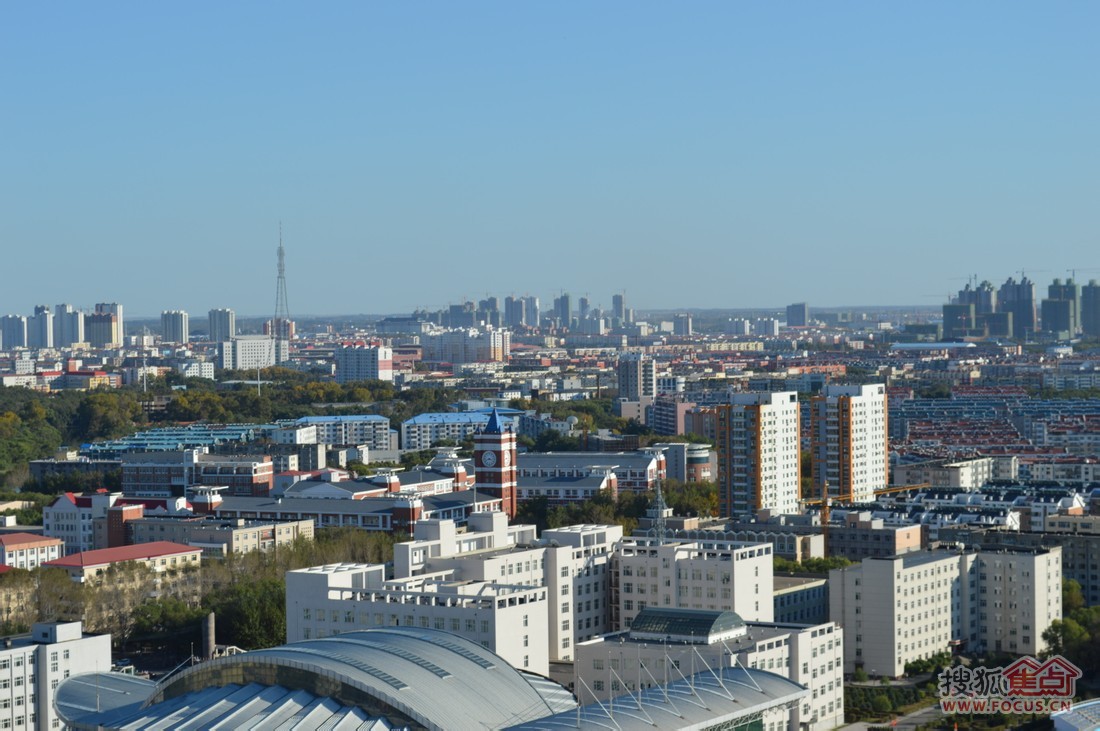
[482,451,497,467]
[502,450,511,466]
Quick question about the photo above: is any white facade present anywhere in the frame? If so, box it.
[160,310,189,344]
[613,536,775,629]
[207,308,235,344]
[830,547,1062,677]
[812,384,889,504]
[0,621,112,731]
[175,361,215,380]
[293,415,391,449]
[0,534,62,570]
[717,391,802,518]
[220,335,288,370]
[395,514,623,661]
[285,563,550,675]
[334,345,393,383]
[43,492,120,555]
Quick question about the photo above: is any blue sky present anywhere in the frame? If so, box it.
[2,2,1098,317]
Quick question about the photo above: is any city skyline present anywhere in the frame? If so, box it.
[4,3,1098,315]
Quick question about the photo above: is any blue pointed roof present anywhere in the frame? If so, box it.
[484,408,504,434]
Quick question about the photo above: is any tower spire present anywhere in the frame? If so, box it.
[274,223,291,336]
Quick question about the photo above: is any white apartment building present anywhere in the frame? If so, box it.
[617,352,656,401]
[421,328,510,364]
[334,345,393,383]
[175,360,214,380]
[207,308,235,344]
[811,384,889,504]
[219,335,288,371]
[830,546,1062,677]
[160,310,189,344]
[0,534,62,570]
[0,621,112,731]
[575,608,844,731]
[401,412,500,450]
[612,536,775,630]
[285,563,550,675]
[292,415,391,449]
[716,391,802,518]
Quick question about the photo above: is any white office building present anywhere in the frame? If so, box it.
[220,335,288,371]
[0,621,112,731]
[830,546,1062,677]
[285,562,550,675]
[334,345,393,383]
[288,513,623,669]
[613,536,775,630]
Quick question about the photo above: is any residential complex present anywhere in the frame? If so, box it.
[811,383,889,504]
[716,391,801,518]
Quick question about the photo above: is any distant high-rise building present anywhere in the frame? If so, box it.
[786,302,810,327]
[208,308,236,344]
[716,391,801,519]
[673,313,693,336]
[334,345,394,384]
[522,296,540,328]
[617,352,656,400]
[998,276,1037,335]
[28,306,53,349]
[553,293,572,327]
[0,315,27,350]
[503,296,525,328]
[1082,280,1100,337]
[53,304,84,347]
[161,310,190,344]
[942,303,976,339]
[84,312,119,348]
[956,282,997,316]
[612,292,626,323]
[810,384,889,504]
[94,303,124,344]
[1042,278,1081,335]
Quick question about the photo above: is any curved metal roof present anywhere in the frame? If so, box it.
[58,627,575,731]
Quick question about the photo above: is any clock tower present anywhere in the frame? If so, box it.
[474,409,517,519]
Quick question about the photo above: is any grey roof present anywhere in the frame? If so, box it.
[505,666,807,730]
[518,451,656,469]
[214,490,477,517]
[629,607,745,642]
[57,628,576,731]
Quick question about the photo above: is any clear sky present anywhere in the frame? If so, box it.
[3,2,1098,317]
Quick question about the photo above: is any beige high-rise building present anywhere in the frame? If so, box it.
[811,383,889,504]
[716,391,801,519]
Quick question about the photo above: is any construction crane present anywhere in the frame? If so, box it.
[801,482,930,554]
